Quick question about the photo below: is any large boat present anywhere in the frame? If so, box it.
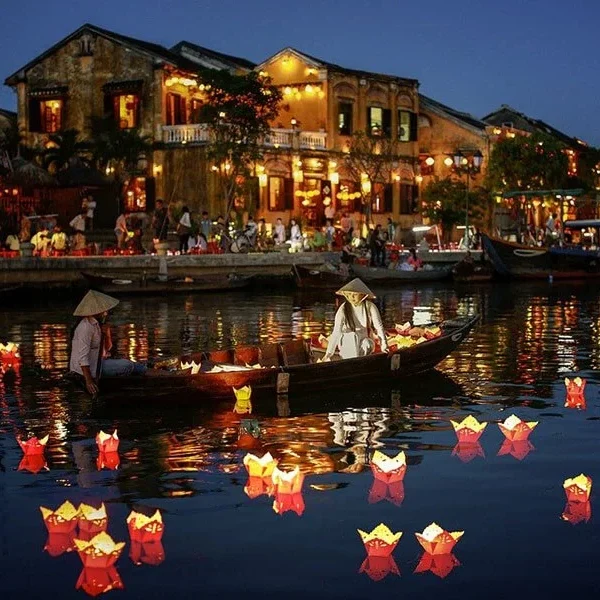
[482,221,600,279]
[93,315,477,400]
[81,271,252,295]
[352,263,451,283]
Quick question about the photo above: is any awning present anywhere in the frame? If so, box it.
[502,188,584,199]
[28,86,68,98]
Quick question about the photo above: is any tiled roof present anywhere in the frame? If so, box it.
[420,94,487,131]
[170,40,255,71]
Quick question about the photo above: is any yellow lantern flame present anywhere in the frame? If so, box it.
[74,531,125,555]
[563,474,592,494]
[371,450,406,473]
[501,415,538,431]
[450,415,487,434]
[79,503,107,521]
[417,522,464,543]
[127,509,163,530]
[358,523,403,546]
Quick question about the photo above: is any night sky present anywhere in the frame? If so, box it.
[1,0,598,144]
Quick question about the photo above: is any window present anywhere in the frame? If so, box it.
[372,183,393,214]
[268,177,293,211]
[166,93,187,126]
[124,177,147,212]
[368,107,391,137]
[400,183,418,214]
[338,102,353,136]
[190,99,204,123]
[104,94,140,129]
[29,99,63,133]
[398,110,417,141]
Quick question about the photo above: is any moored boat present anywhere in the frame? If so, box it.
[96,315,478,400]
[81,271,252,295]
[352,263,451,283]
[292,264,350,289]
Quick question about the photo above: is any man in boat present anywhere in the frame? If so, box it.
[323,278,389,361]
[68,290,149,396]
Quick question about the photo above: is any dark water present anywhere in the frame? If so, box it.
[1,282,600,599]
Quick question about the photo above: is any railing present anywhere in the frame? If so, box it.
[163,124,327,150]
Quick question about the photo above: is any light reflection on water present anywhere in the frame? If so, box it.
[1,282,600,597]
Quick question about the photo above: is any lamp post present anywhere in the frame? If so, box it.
[452,149,483,249]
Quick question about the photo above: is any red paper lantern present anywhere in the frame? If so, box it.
[243,452,277,478]
[450,415,487,443]
[18,454,48,474]
[452,442,485,463]
[244,476,274,499]
[359,555,400,581]
[97,451,120,470]
[17,434,49,456]
[78,503,108,535]
[497,439,534,461]
[415,523,463,555]
[498,415,537,441]
[127,509,164,543]
[129,540,165,566]
[368,480,405,506]
[358,524,402,558]
[562,501,592,525]
[565,377,586,409]
[272,466,304,495]
[74,532,125,569]
[75,566,124,597]
[563,474,592,502]
[272,492,305,516]
[44,531,76,557]
[414,552,461,579]
[369,450,406,484]
[95,430,119,453]
[40,501,79,534]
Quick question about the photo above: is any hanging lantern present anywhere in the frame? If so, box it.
[243,452,277,478]
[244,475,274,499]
[415,523,464,555]
[368,480,405,506]
[359,555,400,582]
[357,523,402,557]
[78,503,108,535]
[233,385,252,414]
[272,491,305,516]
[18,434,49,456]
[565,377,586,409]
[95,430,119,453]
[414,552,461,579]
[497,415,538,441]
[452,442,485,463]
[450,415,487,443]
[562,501,592,525]
[370,450,406,484]
[272,466,304,495]
[44,531,76,557]
[18,454,48,474]
[127,509,164,543]
[74,532,125,569]
[129,540,165,566]
[497,439,534,461]
[97,451,120,471]
[40,501,79,534]
[563,474,592,502]
[75,567,124,596]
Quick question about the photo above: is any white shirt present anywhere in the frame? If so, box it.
[6,234,20,251]
[179,213,192,228]
[86,200,96,219]
[290,224,302,241]
[70,214,86,232]
[70,318,102,378]
[274,223,286,244]
[115,214,128,233]
[324,205,335,220]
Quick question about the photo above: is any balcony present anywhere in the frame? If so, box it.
[162,124,327,150]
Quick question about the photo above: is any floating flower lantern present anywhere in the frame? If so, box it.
[78,503,108,535]
[450,415,487,443]
[238,419,262,450]
[562,501,592,525]
[44,531,76,557]
[497,439,534,461]
[74,532,125,569]
[273,491,305,516]
[233,385,252,414]
[95,430,119,453]
[0,342,21,372]
[97,451,120,471]
[498,415,538,441]
[414,552,461,579]
[18,454,48,474]
[368,480,405,506]
[75,566,124,596]
[359,555,400,581]
[415,523,464,555]
[127,509,164,543]
[272,466,304,495]
[358,523,402,557]
[451,442,485,463]
[565,377,586,409]
[243,452,277,478]
[563,474,592,503]
[370,450,406,484]
[129,540,165,566]
[40,501,79,534]
[18,434,49,456]
[395,322,412,335]
[244,476,274,499]
[180,360,202,375]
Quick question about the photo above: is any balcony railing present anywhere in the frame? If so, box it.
[162,124,327,150]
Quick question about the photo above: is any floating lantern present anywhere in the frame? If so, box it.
[273,491,305,516]
[243,452,277,478]
[18,454,48,474]
[233,385,252,414]
[0,341,20,372]
[272,466,304,495]
[359,555,400,582]
[562,501,592,525]
[130,540,165,566]
[414,552,461,579]
[358,523,402,557]
[565,377,586,409]
[415,523,464,555]
[370,450,406,483]
[238,419,262,450]
[74,532,125,569]
[244,476,274,499]
[40,500,79,534]
[127,509,164,543]
[97,451,120,471]
[44,531,76,557]
[95,430,119,453]
[75,566,124,596]
[78,503,108,535]
[18,434,49,456]
[451,442,485,463]
[368,480,405,506]
[498,415,538,441]
[563,474,592,503]
[180,360,202,375]
[450,415,487,443]
[497,439,534,461]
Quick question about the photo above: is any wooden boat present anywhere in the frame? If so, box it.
[292,264,350,289]
[482,230,600,280]
[0,284,23,300]
[452,261,494,283]
[97,315,478,400]
[352,263,451,283]
[81,271,252,295]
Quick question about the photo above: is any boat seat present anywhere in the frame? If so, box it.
[259,344,281,368]
[233,345,261,366]
[279,339,310,367]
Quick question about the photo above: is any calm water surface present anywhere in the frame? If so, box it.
[1,282,600,599]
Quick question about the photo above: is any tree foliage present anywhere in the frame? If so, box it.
[485,132,569,192]
[43,128,90,172]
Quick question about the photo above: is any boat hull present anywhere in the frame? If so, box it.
[352,264,451,283]
[292,264,349,289]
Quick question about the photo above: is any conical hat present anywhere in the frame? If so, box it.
[336,278,376,300]
[73,290,120,317]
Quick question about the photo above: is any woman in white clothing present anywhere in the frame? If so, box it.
[323,278,389,361]
[274,218,286,245]
[289,218,302,242]
[177,206,192,254]
[114,213,128,249]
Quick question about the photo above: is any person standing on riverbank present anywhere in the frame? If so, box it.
[177,206,192,254]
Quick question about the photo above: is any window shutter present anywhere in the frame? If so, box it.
[103,94,112,119]
[409,112,418,141]
[133,95,140,128]
[59,97,66,131]
[384,183,393,212]
[382,109,392,138]
[367,107,372,133]
[113,96,120,125]
[284,178,294,210]
[28,98,41,133]
[166,94,174,126]
[179,95,187,125]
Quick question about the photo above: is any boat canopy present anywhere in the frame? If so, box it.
[563,220,600,229]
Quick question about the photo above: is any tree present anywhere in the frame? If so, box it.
[343,131,399,226]
[197,70,281,217]
[43,128,90,173]
[485,132,569,192]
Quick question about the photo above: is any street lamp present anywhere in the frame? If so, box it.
[452,149,483,249]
